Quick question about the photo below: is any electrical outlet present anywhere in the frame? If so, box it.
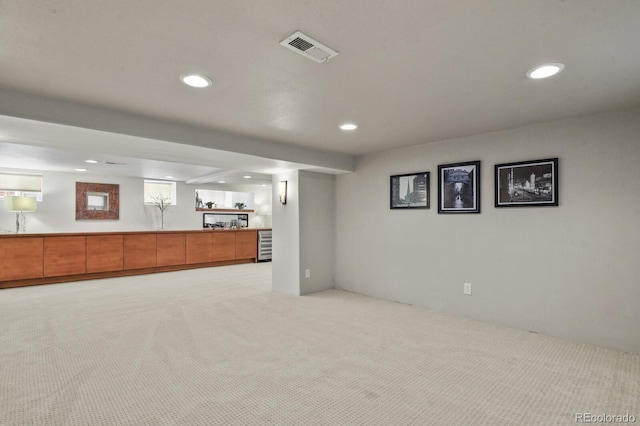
[305,269,311,278]
[464,282,472,295]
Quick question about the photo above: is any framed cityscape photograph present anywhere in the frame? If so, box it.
[495,158,558,207]
[438,161,481,214]
[390,172,429,209]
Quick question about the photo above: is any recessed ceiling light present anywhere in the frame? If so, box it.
[340,123,358,131]
[164,176,174,179]
[85,159,98,164]
[218,180,226,184]
[75,168,87,172]
[180,73,212,88]
[526,63,564,79]
[262,184,267,187]
[243,175,252,179]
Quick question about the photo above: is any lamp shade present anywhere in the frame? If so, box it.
[5,196,37,212]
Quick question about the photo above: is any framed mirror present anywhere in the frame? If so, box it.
[76,182,119,220]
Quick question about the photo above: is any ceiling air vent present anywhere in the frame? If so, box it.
[280,31,339,63]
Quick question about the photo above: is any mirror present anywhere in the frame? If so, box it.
[87,192,109,211]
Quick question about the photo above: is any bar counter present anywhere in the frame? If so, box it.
[0,228,271,289]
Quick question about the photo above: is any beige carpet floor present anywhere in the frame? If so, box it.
[0,263,638,425]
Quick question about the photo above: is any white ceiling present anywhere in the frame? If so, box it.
[0,1,639,182]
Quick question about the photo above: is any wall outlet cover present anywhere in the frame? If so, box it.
[464,282,472,295]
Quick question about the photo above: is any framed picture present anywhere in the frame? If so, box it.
[390,172,430,209]
[495,158,558,207]
[438,161,481,214]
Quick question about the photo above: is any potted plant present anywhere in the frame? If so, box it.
[235,202,246,210]
[205,201,215,209]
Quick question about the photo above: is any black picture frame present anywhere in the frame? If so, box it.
[495,158,558,207]
[390,172,430,209]
[437,161,481,214]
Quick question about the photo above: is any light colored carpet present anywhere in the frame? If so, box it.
[0,263,638,425]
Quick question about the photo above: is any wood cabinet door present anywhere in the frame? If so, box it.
[235,231,257,260]
[212,232,236,261]
[87,235,123,273]
[0,237,44,281]
[44,236,86,277]
[157,233,186,266]
[123,234,157,270]
[186,233,212,264]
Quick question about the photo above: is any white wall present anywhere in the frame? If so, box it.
[271,170,336,296]
[335,107,640,354]
[271,171,300,295]
[299,171,335,295]
[0,171,271,233]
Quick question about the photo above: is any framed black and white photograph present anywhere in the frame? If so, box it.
[390,172,430,209]
[438,161,481,214]
[495,158,558,207]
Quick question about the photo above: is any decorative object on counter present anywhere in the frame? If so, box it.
[279,180,287,204]
[495,158,559,207]
[76,182,120,220]
[195,191,204,208]
[390,172,429,209]
[205,201,216,209]
[234,202,246,210]
[4,196,37,233]
[150,194,171,230]
[437,161,481,214]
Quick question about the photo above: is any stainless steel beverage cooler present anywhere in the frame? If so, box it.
[258,230,272,261]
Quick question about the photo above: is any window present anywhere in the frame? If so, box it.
[0,173,43,202]
[144,180,176,205]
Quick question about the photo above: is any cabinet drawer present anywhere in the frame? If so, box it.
[0,237,43,281]
[157,234,186,266]
[124,234,157,270]
[44,236,86,277]
[87,235,123,273]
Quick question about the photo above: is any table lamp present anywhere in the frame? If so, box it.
[4,196,37,233]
